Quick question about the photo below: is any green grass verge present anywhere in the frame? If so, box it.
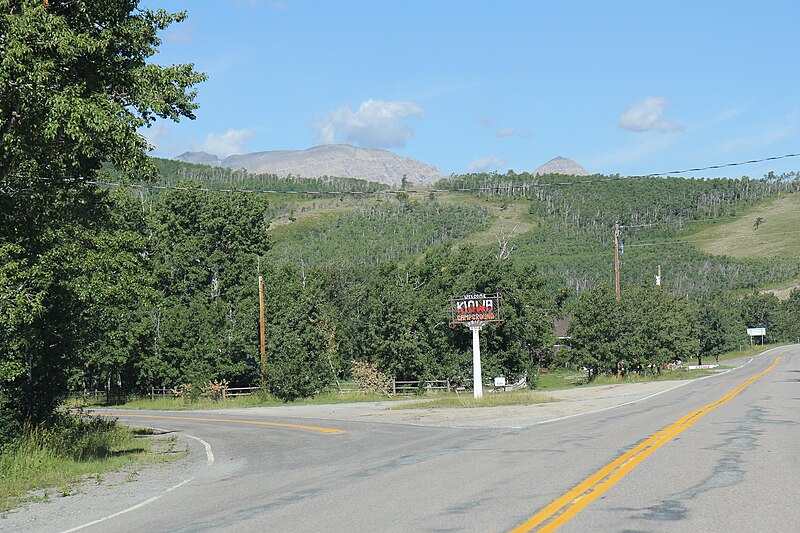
[532,367,719,390]
[714,342,788,362]
[66,343,788,415]
[86,390,398,411]
[389,390,557,409]
[0,415,179,513]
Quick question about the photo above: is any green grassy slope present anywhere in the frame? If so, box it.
[687,193,800,259]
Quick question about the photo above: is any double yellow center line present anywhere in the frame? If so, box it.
[512,356,781,532]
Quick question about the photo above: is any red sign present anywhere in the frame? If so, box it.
[449,293,502,325]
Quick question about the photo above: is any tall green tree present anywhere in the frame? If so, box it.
[569,284,699,378]
[777,289,800,343]
[568,286,622,378]
[262,264,331,401]
[136,188,271,390]
[0,0,205,429]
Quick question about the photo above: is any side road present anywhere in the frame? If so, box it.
[207,372,729,430]
[0,353,766,532]
[124,355,761,431]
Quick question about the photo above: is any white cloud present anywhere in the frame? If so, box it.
[140,122,172,152]
[197,129,256,158]
[496,127,516,138]
[619,97,683,133]
[313,99,425,148]
[467,156,508,172]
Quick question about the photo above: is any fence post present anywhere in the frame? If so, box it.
[222,387,227,400]
[392,379,396,396]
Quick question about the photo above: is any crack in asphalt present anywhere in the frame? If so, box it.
[629,404,788,523]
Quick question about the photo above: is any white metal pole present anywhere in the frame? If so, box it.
[471,325,483,399]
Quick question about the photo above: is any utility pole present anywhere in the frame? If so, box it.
[258,264,266,388]
[614,223,622,379]
[614,223,621,301]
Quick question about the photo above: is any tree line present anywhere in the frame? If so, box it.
[4,0,800,451]
[566,284,800,378]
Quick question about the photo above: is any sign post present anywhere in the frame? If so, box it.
[449,293,502,399]
[470,324,483,399]
[746,327,766,346]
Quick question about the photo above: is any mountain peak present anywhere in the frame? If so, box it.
[173,144,442,186]
[533,157,590,176]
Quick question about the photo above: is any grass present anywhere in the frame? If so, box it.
[686,192,800,258]
[66,344,788,415]
[530,367,720,390]
[714,342,788,362]
[86,390,399,411]
[389,391,557,409]
[0,415,177,513]
[752,278,800,300]
[438,193,538,248]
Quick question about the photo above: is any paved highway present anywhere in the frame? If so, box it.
[5,346,797,532]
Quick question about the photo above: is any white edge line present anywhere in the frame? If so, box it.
[530,346,785,427]
[61,478,194,533]
[184,434,215,465]
[61,429,214,532]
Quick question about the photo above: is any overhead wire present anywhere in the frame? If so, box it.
[643,152,800,177]
[4,151,797,197]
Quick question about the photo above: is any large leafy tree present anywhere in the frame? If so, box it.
[777,289,800,344]
[136,187,270,390]
[262,264,331,401]
[569,284,699,378]
[568,286,622,378]
[0,0,205,428]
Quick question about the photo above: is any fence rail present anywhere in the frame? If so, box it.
[70,378,520,403]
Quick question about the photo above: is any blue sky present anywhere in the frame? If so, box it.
[141,0,800,178]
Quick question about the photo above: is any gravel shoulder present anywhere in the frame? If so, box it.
[0,430,206,532]
[214,378,706,430]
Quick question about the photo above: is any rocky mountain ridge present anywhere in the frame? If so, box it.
[174,144,444,186]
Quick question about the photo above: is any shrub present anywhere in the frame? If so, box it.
[351,361,391,395]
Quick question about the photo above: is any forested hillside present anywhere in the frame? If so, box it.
[77,164,800,393]
[6,145,800,436]
[435,171,800,297]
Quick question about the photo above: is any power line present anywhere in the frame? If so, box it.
[4,151,799,197]
[86,180,381,196]
[644,152,800,177]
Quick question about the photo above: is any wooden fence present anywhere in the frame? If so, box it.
[334,379,457,395]
[143,386,260,399]
[70,380,461,402]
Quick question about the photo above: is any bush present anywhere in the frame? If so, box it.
[351,361,391,395]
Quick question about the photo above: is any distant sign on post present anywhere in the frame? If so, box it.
[449,293,502,326]
[747,328,766,337]
[448,292,502,400]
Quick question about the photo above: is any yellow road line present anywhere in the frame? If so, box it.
[85,412,346,434]
[511,356,781,533]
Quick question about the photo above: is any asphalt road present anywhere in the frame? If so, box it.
[4,345,797,532]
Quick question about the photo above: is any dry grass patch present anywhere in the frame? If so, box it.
[389,391,557,409]
[686,193,800,258]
